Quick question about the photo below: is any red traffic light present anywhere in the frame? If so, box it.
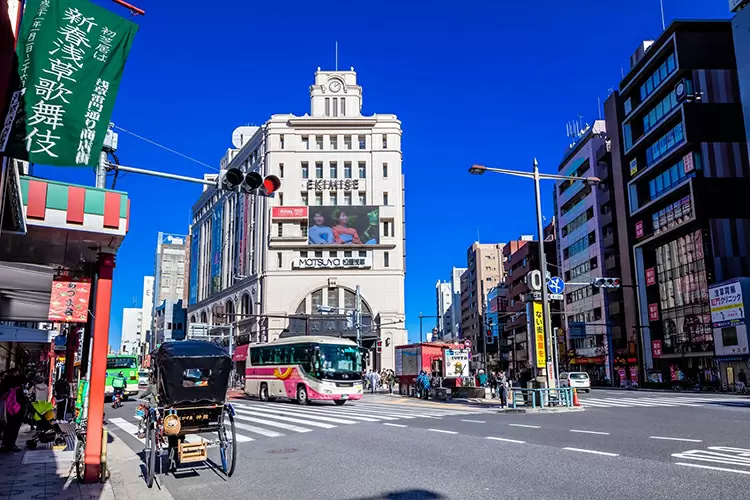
[376,339,383,353]
[262,174,281,195]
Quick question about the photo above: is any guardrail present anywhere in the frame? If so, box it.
[509,387,576,409]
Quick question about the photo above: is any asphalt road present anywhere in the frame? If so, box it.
[105,391,750,500]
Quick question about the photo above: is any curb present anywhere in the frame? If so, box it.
[592,387,750,396]
[497,407,585,414]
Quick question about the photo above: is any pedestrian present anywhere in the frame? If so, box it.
[489,371,498,398]
[738,369,748,387]
[498,370,508,408]
[53,377,70,421]
[1,368,26,452]
[33,375,49,403]
[478,369,487,388]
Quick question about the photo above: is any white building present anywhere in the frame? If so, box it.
[436,267,467,341]
[187,68,407,371]
[435,281,452,339]
[140,276,154,345]
[120,308,142,355]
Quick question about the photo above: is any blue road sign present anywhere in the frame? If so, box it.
[548,276,565,294]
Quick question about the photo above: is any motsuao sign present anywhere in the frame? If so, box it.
[293,257,372,269]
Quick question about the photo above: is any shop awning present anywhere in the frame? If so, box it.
[0,324,56,343]
[233,343,249,362]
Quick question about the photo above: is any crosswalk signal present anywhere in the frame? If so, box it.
[593,277,621,289]
[376,339,383,353]
[218,169,281,197]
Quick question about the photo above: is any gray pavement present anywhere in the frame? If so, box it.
[102,392,750,499]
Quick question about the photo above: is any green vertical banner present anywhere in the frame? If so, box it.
[0,0,138,167]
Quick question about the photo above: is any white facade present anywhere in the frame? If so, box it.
[120,308,142,355]
[141,276,154,344]
[435,281,452,339]
[187,68,407,371]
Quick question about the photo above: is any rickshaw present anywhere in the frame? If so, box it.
[143,340,237,488]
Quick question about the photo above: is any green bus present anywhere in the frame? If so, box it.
[105,354,139,397]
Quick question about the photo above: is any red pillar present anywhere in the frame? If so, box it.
[83,252,116,483]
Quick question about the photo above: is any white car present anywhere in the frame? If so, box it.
[138,370,149,389]
[559,372,591,393]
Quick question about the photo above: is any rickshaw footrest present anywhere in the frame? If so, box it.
[178,441,207,463]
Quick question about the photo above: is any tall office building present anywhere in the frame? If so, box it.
[187,68,407,371]
[733,0,750,159]
[460,243,505,367]
[605,21,750,384]
[435,281,452,339]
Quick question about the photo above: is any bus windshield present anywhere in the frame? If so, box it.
[107,357,137,370]
[317,344,362,378]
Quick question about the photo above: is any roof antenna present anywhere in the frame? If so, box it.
[335,41,338,71]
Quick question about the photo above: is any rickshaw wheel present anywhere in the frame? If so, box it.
[146,426,157,488]
[219,407,237,477]
[75,436,86,482]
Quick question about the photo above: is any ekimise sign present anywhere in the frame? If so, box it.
[0,0,138,167]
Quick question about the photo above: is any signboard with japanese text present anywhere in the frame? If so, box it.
[651,340,662,358]
[648,303,659,321]
[272,206,308,219]
[532,302,546,369]
[683,152,695,173]
[210,202,223,293]
[443,349,469,378]
[635,220,644,239]
[189,225,200,306]
[709,279,745,328]
[645,267,656,286]
[1,0,138,167]
[48,275,91,322]
[293,256,371,269]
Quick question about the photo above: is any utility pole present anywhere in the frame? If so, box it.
[533,159,554,389]
[480,279,487,372]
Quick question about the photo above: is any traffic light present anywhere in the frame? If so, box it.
[217,169,281,197]
[592,277,621,289]
[376,339,383,353]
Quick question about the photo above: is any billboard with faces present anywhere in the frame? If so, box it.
[307,206,380,245]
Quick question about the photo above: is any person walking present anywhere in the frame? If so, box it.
[1,369,26,452]
[53,377,70,421]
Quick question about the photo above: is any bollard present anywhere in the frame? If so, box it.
[100,428,109,483]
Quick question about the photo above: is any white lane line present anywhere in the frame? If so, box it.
[233,413,317,432]
[570,429,611,435]
[383,423,408,428]
[675,462,750,475]
[234,408,336,429]
[427,429,458,435]
[486,437,526,444]
[650,436,703,443]
[231,421,285,438]
[563,447,619,457]
[508,424,541,429]
[461,419,487,424]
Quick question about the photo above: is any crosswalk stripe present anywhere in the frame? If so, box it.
[344,404,457,419]
[234,408,335,429]
[109,417,143,441]
[233,420,286,437]
[239,405,358,425]
[250,402,390,422]
[314,407,399,421]
[357,403,470,416]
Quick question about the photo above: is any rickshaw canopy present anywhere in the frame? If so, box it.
[153,340,231,406]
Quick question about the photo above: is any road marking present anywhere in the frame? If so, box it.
[233,408,336,429]
[563,447,619,457]
[233,413,314,433]
[569,429,610,435]
[427,429,458,434]
[108,417,142,441]
[508,424,541,429]
[233,421,286,437]
[383,423,408,428]
[675,462,750,475]
[650,436,703,443]
[486,437,526,444]
[245,405,359,424]
[461,419,486,423]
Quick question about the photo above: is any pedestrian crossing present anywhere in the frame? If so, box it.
[107,399,485,445]
[580,395,749,409]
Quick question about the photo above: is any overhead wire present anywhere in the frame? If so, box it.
[112,124,219,172]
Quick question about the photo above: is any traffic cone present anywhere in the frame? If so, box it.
[573,388,581,407]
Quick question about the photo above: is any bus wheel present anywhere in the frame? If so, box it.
[334,400,346,406]
[259,383,269,402]
[296,385,308,405]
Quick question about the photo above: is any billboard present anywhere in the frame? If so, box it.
[48,275,91,323]
[189,225,200,306]
[444,349,469,378]
[211,202,223,294]
[307,206,379,245]
[272,206,308,219]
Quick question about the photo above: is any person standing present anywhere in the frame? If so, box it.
[53,377,70,421]
[1,369,26,452]
[498,371,508,408]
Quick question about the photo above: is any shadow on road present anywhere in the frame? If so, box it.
[701,400,750,408]
[347,490,445,500]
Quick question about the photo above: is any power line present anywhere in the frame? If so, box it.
[112,124,219,172]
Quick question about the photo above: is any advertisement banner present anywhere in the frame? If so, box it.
[532,302,546,369]
[635,220,644,238]
[645,267,656,286]
[709,280,745,328]
[652,340,662,358]
[211,202,223,294]
[189,225,200,306]
[308,205,379,245]
[444,349,469,378]
[48,275,91,322]
[1,0,138,167]
[648,303,659,321]
[272,206,308,219]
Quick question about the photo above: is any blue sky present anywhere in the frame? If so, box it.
[32,0,731,348]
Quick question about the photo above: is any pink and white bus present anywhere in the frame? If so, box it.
[245,336,363,405]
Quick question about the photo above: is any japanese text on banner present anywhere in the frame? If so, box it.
[533,301,546,369]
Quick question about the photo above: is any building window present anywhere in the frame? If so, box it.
[358,161,366,178]
[325,98,330,116]
[344,192,352,205]
[329,161,338,178]
[383,192,389,205]
[329,191,338,205]
[280,135,285,149]
[300,250,308,258]
[645,123,685,167]
[277,223,283,237]
[340,98,346,116]
[344,250,352,257]
[316,136,324,150]
[327,287,339,309]
[300,219,308,235]
[358,135,366,149]
[301,162,309,179]
[330,251,337,257]
[384,252,390,267]
[639,53,676,102]
[277,252,282,267]
[315,192,323,205]
[383,221,390,237]
[647,154,699,204]
[383,163,388,177]
[301,192,309,205]
[344,136,352,150]
[382,135,388,149]
[315,162,323,178]
[358,192,366,205]
[330,136,337,150]
[332,98,338,117]
[314,250,323,258]
[279,163,284,178]
[359,250,367,257]
[344,162,352,178]
[302,136,309,150]
[311,289,323,309]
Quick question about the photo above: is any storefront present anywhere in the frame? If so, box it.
[709,278,750,389]
[569,356,606,384]
[232,343,249,384]
[613,356,641,386]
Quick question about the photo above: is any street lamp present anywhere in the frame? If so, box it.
[468,159,601,389]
